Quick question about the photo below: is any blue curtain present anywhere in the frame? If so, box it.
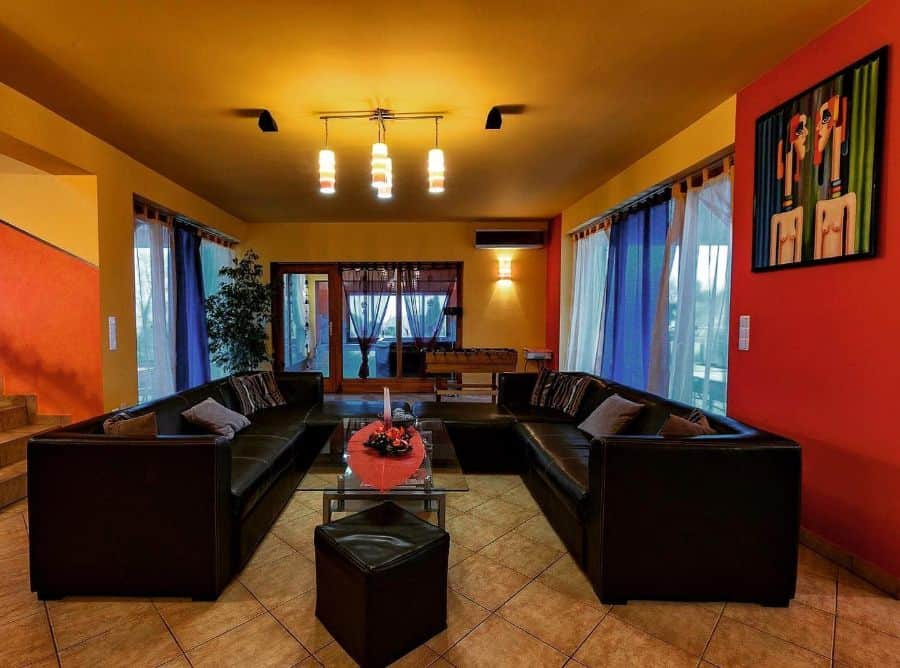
[600,198,670,389]
[174,224,211,390]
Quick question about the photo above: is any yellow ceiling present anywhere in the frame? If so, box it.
[0,0,865,222]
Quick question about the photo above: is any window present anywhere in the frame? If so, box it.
[200,239,235,380]
[341,263,460,379]
[133,218,176,403]
[566,161,733,413]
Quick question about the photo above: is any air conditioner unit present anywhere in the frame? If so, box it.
[474,229,545,249]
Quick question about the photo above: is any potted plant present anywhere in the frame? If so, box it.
[206,249,272,374]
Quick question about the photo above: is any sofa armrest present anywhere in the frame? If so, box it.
[497,372,538,407]
[586,434,801,604]
[27,434,233,599]
[275,371,324,407]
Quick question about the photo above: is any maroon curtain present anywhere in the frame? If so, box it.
[341,266,395,378]
[399,266,458,348]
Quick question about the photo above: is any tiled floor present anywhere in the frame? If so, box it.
[2,477,900,667]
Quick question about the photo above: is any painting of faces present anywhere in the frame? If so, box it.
[752,48,884,271]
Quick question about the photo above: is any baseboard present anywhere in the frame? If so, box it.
[800,527,899,599]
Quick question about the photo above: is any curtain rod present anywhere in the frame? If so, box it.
[133,197,239,247]
[570,153,734,239]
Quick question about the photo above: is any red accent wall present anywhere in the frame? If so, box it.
[545,215,562,369]
[731,0,900,578]
[0,222,103,421]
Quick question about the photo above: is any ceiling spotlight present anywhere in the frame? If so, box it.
[258,109,278,132]
[485,106,502,130]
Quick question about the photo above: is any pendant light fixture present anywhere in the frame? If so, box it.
[317,108,443,199]
[318,119,336,194]
[428,117,445,194]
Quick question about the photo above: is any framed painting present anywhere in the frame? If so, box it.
[752,47,887,271]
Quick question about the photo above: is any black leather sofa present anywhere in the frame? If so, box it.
[414,371,801,606]
[27,372,410,600]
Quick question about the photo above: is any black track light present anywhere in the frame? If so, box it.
[258,110,278,132]
[485,106,502,130]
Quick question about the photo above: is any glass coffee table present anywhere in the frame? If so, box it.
[299,417,468,528]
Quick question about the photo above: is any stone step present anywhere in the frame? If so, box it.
[0,404,29,431]
[0,422,63,467]
[0,394,38,419]
[0,460,27,509]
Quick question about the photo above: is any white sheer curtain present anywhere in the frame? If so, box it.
[658,170,733,412]
[565,228,609,373]
[134,218,176,402]
[200,239,235,379]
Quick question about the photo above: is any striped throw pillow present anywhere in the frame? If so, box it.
[529,370,591,416]
[229,372,286,415]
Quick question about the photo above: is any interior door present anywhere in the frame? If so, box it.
[271,263,342,393]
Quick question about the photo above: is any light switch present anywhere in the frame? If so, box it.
[737,315,750,351]
[108,316,118,351]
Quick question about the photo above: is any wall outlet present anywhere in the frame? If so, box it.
[738,315,750,351]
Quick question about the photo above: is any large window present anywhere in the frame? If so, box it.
[134,218,176,403]
[565,162,733,413]
[133,208,236,402]
[341,264,460,380]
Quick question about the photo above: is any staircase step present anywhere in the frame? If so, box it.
[0,460,27,509]
[0,422,62,467]
[0,404,29,430]
[0,394,37,419]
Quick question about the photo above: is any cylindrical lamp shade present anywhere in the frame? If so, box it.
[319,149,336,194]
[428,148,445,193]
[371,142,389,188]
[377,157,393,199]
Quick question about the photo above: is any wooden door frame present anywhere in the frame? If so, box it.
[271,263,343,393]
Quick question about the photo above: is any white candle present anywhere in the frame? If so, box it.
[383,387,391,427]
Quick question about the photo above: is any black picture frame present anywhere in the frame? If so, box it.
[751,46,888,272]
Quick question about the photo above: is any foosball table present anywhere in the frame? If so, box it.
[424,348,518,402]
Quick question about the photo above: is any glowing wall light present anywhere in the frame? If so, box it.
[497,256,512,281]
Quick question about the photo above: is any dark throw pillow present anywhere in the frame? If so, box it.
[182,398,250,440]
[529,369,592,416]
[229,371,286,415]
[577,393,644,439]
[102,412,158,436]
[658,413,716,437]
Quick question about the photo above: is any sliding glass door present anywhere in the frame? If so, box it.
[271,264,341,392]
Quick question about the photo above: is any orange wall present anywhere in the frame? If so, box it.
[0,81,246,410]
[0,222,102,420]
[730,0,900,578]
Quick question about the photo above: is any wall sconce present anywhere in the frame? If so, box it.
[497,257,512,281]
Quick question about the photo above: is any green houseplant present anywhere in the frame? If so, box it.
[206,249,272,374]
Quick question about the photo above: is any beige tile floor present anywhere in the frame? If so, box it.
[1,476,899,667]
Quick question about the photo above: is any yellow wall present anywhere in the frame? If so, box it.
[558,97,736,368]
[0,81,247,409]
[0,166,99,265]
[243,221,548,373]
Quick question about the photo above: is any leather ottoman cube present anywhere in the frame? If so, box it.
[314,502,449,668]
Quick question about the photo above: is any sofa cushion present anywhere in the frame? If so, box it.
[411,401,516,426]
[506,405,574,423]
[102,412,158,436]
[242,404,310,439]
[304,400,412,426]
[229,434,298,519]
[620,401,670,435]
[515,422,590,516]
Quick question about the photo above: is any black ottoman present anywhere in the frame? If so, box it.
[314,502,449,668]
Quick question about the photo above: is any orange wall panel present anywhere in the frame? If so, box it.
[0,221,103,420]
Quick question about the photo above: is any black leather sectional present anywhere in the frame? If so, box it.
[29,369,800,607]
[414,372,801,606]
[27,372,406,600]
